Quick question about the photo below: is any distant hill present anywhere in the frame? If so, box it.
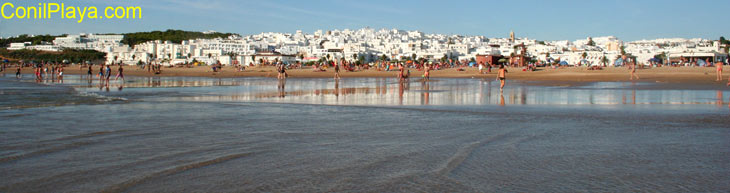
[120,29,237,46]
[0,34,64,47]
[0,48,106,63]
[1,30,237,47]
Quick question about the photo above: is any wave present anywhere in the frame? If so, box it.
[101,151,259,193]
[432,130,517,176]
[0,131,155,163]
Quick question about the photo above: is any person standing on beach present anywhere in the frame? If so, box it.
[478,61,484,74]
[105,65,112,82]
[716,61,723,81]
[58,66,64,82]
[98,64,105,82]
[397,63,404,80]
[87,65,93,79]
[625,56,639,80]
[498,64,508,92]
[115,65,125,81]
[423,62,431,81]
[334,59,341,80]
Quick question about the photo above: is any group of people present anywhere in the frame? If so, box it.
[30,64,65,82]
[277,62,288,79]
[91,64,125,82]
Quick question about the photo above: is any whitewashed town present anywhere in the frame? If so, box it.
[6,28,728,68]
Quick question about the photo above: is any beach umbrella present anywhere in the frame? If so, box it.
[468,61,476,67]
[559,61,569,66]
[498,58,508,63]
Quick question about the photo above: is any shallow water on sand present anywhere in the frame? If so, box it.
[1,74,729,192]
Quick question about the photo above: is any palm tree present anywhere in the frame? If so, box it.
[601,55,609,67]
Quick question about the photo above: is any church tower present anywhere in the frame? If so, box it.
[510,30,515,42]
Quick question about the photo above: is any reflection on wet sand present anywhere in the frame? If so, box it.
[499,94,505,106]
[21,75,730,108]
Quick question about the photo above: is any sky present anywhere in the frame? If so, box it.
[0,0,728,41]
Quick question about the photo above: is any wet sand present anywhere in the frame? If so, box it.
[1,76,729,192]
[6,65,729,84]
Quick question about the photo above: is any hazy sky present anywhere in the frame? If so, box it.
[1,0,728,41]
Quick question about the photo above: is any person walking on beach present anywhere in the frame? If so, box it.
[497,64,508,92]
[16,66,21,79]
[115,65,125,81]
[716,61,723,81]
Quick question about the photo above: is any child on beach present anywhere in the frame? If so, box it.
[497,64,507,92]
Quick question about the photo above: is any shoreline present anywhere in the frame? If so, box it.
[3,65,730,84]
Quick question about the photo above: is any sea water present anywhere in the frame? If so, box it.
[1,74,728,192]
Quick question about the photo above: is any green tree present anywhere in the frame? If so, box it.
[581,52,587,59]
[720,36,730,45]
